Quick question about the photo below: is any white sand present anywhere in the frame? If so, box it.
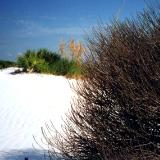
[0,67,76,159]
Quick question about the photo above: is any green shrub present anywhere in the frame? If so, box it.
[17,50,34,71]
[16,48,82,77]
[17,50,49,73]
[31,58,49,73]
[67,60,82,77]
[49,59,82,77]
[49,58,70,75]
[37,48,61,64]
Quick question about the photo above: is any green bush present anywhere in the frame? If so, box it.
[67,60,82,77]
[49,59,82,77]
[17,50,49,73]
[37,48,61,64]
[16,48,82,77]
[49,58,70,75]
[17,50,34,71]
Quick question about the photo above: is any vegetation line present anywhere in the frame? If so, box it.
[0,40,85,78]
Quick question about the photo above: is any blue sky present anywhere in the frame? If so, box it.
[0,0,146,61]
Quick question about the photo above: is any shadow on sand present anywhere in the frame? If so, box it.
[0,149,59,160]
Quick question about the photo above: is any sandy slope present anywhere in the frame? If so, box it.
[0,68,76,159]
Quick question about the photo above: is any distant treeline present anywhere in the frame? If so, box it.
[0,60,16,69]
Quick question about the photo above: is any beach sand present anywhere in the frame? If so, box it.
[0,67,76,159]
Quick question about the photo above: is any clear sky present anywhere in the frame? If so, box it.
[0,0,146,61]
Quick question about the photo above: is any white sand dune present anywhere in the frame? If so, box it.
[0,67,76,159]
